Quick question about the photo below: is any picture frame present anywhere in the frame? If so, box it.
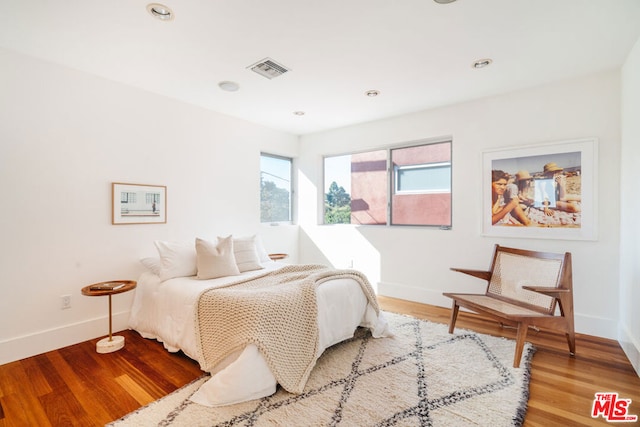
[482,138,597,240]
[112,183,166,225]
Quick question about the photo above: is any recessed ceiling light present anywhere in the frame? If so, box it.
[218,81,240,92]
[365,90,380,97]
[434,0,457,3]
[472,58,493,69]
[293,111,305,116]
[146,3,174,21]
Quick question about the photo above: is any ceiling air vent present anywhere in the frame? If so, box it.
[248,58,290,79]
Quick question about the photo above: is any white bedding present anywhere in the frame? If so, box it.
[128,262,390,406]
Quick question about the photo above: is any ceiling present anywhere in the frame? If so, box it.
[2,0,640,135]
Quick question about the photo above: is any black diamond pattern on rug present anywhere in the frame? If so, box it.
[217,317,523,426]
[109,312,534,427]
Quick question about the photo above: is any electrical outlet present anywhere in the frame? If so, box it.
[61,294,71,310]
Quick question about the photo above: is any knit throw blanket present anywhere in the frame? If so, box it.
[194,264,379,394]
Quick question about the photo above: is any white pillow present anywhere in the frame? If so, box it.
[254,234,273,264]
[196,236,240,280]
[140,257,161,276]
[229,235,263,273]
[154,240,197,281]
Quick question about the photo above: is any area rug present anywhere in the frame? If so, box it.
[108,312,535,426]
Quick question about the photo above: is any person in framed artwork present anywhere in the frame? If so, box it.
[542,162,581,214]
[505,170,535,209]
[491,170,531,226]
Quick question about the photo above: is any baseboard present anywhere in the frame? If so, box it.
[378,281,618,340]
[0,311,130,365]
[619,322,640,376]
[378,281,453,309]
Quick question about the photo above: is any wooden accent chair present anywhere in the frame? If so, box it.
[443,244,575,368]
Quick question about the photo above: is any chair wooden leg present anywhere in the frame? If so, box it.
[559,294,576,356]
[566,320,576,357]
[566,333,576,356]
[513,322,529,368]
[448,301,460,334]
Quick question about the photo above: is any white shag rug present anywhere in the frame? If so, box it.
[108,312,535,426]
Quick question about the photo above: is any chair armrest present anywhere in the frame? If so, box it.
[450,268,491,281]
[522,286,571,295]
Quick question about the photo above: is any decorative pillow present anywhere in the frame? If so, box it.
[228,235,264,273]
[154,240,197,281]
[140,257,161,276]
[196,236,240,280]
[254,234,273,264]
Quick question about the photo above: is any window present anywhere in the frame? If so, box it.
[323,140,451,227]
[145,192,160,204]
[121,192,136,203]
[324,150,387,225]
[324,155,354,224]
[260,153,292,223]
[390,143,451,226]
[394,163,451,194]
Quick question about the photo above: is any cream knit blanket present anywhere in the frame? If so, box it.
[194,264,379,394]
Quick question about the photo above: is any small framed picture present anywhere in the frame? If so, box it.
[112,183,166,225]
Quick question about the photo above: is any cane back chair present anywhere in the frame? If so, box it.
[443,244,575,368]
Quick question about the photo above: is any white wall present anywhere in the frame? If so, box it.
[0,48,299,364]
[620,38,640,375]
[2,43,635,369]
[298,70,622,340]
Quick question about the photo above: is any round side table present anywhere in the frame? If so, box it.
[268,253,289,261]
[81,280,137,354]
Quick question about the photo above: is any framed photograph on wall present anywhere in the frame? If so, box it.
[482,138,597,240]
[112,183,166,225]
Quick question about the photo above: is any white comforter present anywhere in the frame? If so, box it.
[128,263,390,407]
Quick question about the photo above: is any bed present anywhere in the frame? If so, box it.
[127,235,390,407]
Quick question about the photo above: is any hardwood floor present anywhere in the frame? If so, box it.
[1,297,638,426]
[0,330,202,427]
[379,297,640,427]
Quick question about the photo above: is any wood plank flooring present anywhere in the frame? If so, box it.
[1,297,638,426]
